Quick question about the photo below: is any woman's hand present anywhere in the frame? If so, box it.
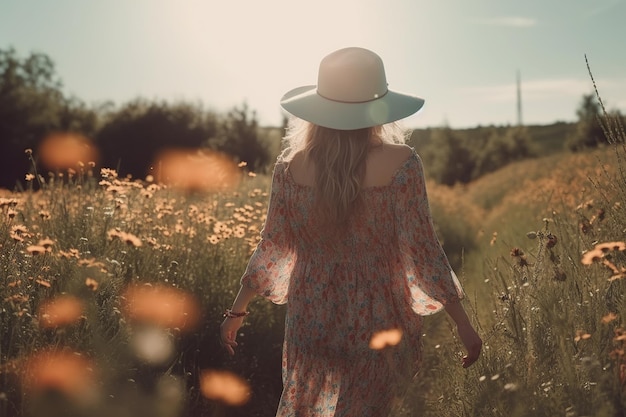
[220,317,245,356]
[457,323,482,368]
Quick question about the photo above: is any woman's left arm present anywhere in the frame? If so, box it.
[220,285,258,356]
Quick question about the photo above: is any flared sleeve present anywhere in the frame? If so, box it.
[394,150,464,315]
[240,163,295,304]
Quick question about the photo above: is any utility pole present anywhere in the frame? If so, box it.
[516,70,523,126]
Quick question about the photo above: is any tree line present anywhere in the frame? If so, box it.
[0,47,273,190]
[1,47,621,190]
[408,93,624,186]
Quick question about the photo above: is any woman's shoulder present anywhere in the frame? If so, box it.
[380,143,415,163]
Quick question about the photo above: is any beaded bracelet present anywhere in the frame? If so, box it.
[223,309,250,319]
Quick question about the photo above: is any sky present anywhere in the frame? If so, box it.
[1,0,625,129]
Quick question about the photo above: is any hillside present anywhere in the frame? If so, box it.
[410,121,577,156]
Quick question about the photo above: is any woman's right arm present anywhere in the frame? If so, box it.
[444,301,482,368]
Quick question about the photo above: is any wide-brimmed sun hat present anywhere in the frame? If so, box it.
[280,47,425,130]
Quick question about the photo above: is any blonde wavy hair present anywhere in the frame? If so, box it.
[280,118,410,228]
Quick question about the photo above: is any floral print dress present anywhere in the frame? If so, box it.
[241,148,464,417]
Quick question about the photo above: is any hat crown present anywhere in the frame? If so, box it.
[316,47,388,103]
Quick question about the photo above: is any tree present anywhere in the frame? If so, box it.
[0,48,98,188]
[566,94,606,151]
[208,103,272,172]
[96,99,219,180]
[473,126,536,178]
[427,127,474,185]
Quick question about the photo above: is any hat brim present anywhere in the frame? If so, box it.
[280,85,425,130]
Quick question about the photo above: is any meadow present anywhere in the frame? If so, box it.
[0,117,625,417]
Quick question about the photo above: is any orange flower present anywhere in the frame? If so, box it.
[581,249,604,265]
[108,229,142,247]
[369,328,403,350]
[602,312,618,324]
[39,295,84,328]
[85,278,99,291]
[582,241,626,265]
[26,245,47,256]
[574,330,591,342]
[37,238,55,251]
[38,132,99,170]
[152,149,242,192]
[122,284,200,331]
[22,350,97,400]
[200,369,251,406]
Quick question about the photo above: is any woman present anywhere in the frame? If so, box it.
[220,47,482,416]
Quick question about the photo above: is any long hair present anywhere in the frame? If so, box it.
[280,118,410,228]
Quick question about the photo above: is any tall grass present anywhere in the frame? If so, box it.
[1,94,625,416]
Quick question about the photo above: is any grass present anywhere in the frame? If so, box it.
[1,112,625,417]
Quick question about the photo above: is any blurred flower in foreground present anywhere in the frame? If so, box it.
[38,295,84,328]
[200,369,251,406]
[130,326,175,365]
[121,284,200,331]
[153,149,242,192]
[369,328,403,350]
[22,350,97,401]
[38,133,99,171]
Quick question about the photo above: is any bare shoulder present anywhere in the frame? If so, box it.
[364,143,414,186]
[381,143,414,164]
[284,151,315,186]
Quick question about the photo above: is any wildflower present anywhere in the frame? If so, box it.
[581,249,604,265]
[574,330,591,342]
[369,328,403,350]
[100,168,118,179]
[130,326,175,365]
[10,224,29,242]
[39,295,84,328]
[35,279,51,288]
[602,313,618,324]
[39,210,51,220]
[85,278,99,291]
[26,245,47,256]
[200,369,251,406]
[22,350,97,400]
[510,247,529,267]
[38,238,55,252]
[581,241,626,265]
[121,284,200,331]
[58,248,80,259]
[7,208,17,219]
[597,241,626,253]
[0,197,18,208]
[108,229,142,247]
[579,218,592,234]
[546,233,558,249]
[153,149,241,192]
[233,226,246,238]
[38,133,99,170]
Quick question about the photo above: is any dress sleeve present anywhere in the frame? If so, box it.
[394,151,464,315]
[240,163,295,304]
